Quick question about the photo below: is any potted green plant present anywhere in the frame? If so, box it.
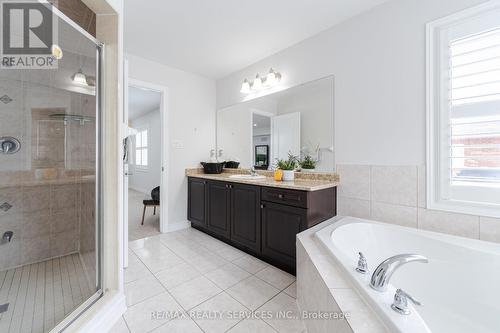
[300,154,317,172]
[276,153,298,181]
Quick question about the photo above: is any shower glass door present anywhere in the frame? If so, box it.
[0,3,102,332]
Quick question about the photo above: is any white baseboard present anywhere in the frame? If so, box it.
[128,185,149,194]
[166,220,191,232]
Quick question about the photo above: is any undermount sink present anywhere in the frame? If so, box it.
[229,174,266,180]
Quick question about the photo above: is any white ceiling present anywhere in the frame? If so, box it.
[124,0,390,79]
[128,86,161,120]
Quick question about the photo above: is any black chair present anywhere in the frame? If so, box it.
[141,186,160,225]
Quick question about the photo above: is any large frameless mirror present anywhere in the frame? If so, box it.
[217,76,335,172]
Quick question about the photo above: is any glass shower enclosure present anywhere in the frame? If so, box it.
[0,4,102,332]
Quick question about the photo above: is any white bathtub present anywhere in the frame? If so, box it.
[315,216,500,333]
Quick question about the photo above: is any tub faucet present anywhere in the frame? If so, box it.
[355,252,368,274]
[391,288,421,315]
[370,254,428,292]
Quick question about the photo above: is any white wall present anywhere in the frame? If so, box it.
[129,109,161,193]
[216,0,488,166]
[127,54,216,227]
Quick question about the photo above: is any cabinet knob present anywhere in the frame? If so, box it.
[278,194,283,199]
[260,204,265,209]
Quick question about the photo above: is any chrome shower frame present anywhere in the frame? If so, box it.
[45,4,105,332]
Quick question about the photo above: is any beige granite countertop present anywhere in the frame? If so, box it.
[186,168,339,192]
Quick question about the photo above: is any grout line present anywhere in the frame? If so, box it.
[126,228,300,333]
[121,315,132,333]
[18,263,32,333]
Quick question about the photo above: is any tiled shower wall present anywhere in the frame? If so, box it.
[336,164,500,243]
[0,182,80,269]
[0,80,96,270]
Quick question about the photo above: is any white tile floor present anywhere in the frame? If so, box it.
[111,227,306,333]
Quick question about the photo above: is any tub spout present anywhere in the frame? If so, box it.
[370,254,428,292]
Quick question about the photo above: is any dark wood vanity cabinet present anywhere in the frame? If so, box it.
[206,180,231,238]
[187,176,336,274]
[261,201,306,270]
[188,177,207,227]
[230,183,261,252]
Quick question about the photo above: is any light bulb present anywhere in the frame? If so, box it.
[51,44,63,60]
[240,79,251,94]
[266,68,277,86]
[73,69,88,86]
[252,74,263,91]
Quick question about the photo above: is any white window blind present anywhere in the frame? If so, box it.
[427,1,500,218]
[135,129,148,168]
[449,28,500,185]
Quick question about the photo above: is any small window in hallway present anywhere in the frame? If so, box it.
[135,129,149,168]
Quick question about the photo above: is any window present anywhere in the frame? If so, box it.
[427,1,500,217]
[135,129,148,168]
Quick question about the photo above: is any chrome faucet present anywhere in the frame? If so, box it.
[1,231,13,244]
[391,288,422,315]
[0,137,21,154]
[250,167,258,176]
[370,254,428,292]
[355,252,368,274]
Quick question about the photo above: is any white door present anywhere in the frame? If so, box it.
[123,59,129,268]
[271,112,301,162]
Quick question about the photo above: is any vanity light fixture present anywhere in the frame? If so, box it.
[240,68,282,94]
[72,69,88,86]
[265,68,281,86]
[51,44,63,60]
[252,74,263,91]
[240,78,251,94]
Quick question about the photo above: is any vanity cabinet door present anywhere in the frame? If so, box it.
[230,183,261,252]
[206,180,231,238]
[188,177,207,227]
[261,201,307,271]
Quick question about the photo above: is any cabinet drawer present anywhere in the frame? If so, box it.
[261,187,308,208]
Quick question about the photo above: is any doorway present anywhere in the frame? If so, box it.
[252,112,272,169]
[123,78,168,255]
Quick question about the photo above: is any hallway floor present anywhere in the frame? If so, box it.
[128,189,161,241]
[111,227,305,333]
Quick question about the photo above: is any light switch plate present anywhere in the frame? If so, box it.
[172,140,184,149]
